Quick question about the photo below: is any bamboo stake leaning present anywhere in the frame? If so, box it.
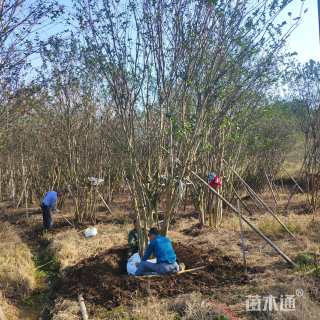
[233,186,305,251]
[246,190,265,210]
[78,294,89,320]
[61,214,75,228]
[0,306,6,320]
[190,170,297,267]
[161,149,297,267]
[282,166,305,211]
[282,166,304,194]
[96,189,113,215]
[223,160,296,240]
[264,170,278,207]
[237,200,247,274]
[232,187,255,217]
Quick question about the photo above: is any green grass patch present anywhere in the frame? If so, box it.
[33,248,60,284]
[93,305,131,320]
[294,252,320,276]
[258,218,303,238]
[22,243,61,311]
[281,133,304,178]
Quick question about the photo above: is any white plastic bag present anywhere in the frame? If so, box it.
[126,253,157,275]
[84,227,98,238]
[127,253,141,275]
[88,177,104,186]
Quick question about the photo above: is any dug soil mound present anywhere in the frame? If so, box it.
[182,223,212,237]
[57,243,263,308]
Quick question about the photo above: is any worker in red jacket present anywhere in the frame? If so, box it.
[208,172,222,190]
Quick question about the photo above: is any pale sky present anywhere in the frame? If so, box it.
[284,0,320,62]
[27,0,319,69]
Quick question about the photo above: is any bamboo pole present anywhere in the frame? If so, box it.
[190,170,297,267]
[0,168,2,202]
[264,170,278,207]
[96,189,113,214]
[237,199,247,274]
[282,166,305,211]
[223,160,296,240]
[16,178,29,209]
[177,265,207,274]
[232,186,255,217]
[246,187,264,210]
[160,151,297,267]
[61,214,75,228]
[140,266,207,279]
[282,166,304,194]
[0,306,6,320]
[78,294,89,320]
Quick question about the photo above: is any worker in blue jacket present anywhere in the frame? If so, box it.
[41,190,62,230]
[135,227,179,276]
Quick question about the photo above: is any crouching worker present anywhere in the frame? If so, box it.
[135,227,179,276]
[128,219,140,256]
[41,190,62,230]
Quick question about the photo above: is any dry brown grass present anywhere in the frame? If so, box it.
[0,222,36,299]
[52,298,80,320]
[131,294,227,320]
[51,293,240,320]
[48,223,128,269]
[256,214,309,238]
[50,297,175,320]
[250,279,320,320]
[222,215,250,233]
[273,294,320,320]
[0,291,19,320]
[132,298,176,320]
[170,292,239,320]
[281,135,304,178]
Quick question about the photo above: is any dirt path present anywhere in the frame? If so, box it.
[0,207,65,319]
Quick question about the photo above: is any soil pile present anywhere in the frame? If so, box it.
[57,243,261,308]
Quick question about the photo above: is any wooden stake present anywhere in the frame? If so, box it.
[282,166,304,194]
[232,187,255,216]
[177,265,207,274]
[139,266,207,279]
[264,170,278,208]
[0,168,2,202]
[0,305,6,320]
[282,166,305,212]
[237,199,247,274]
[78,294,89,320]
[61,215,75,228]
[96,190,113,215]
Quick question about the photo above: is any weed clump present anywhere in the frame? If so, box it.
[0,222,37,298]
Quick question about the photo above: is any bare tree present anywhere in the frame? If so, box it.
[290,60,320,212]
[0,0,63,130]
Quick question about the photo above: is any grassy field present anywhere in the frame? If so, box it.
[0,139,318,320]
[281,134,305,177]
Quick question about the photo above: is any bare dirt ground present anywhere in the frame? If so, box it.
[0,191,320,319]
[56,243,255,308]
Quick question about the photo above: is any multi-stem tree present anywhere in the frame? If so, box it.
[73,0,301,244]
[290,60,320,212]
